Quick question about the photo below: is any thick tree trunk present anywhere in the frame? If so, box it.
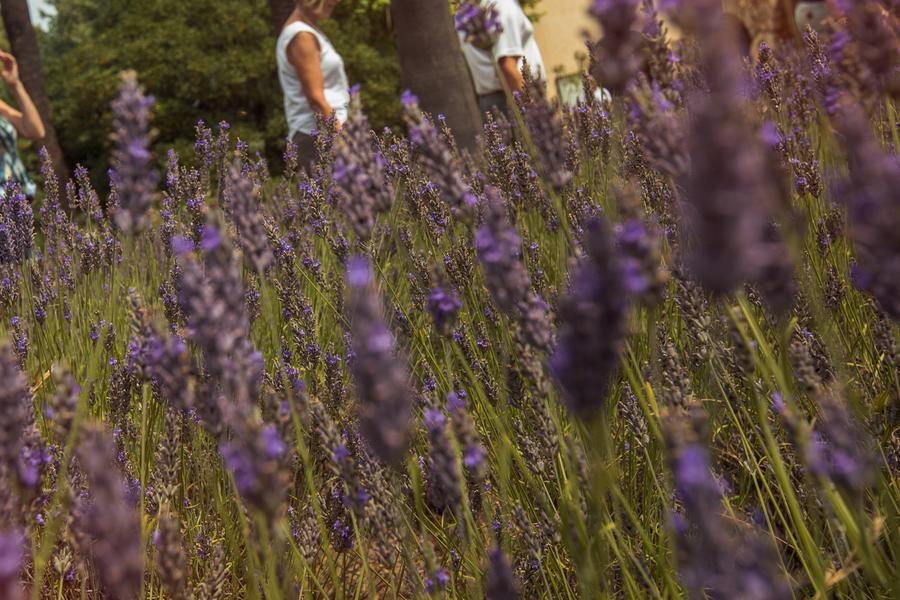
[1,0,67,178]
[268,0,295,33]
[391,0,482,151]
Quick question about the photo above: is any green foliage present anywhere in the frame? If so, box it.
[37,0,404,181]
[321,0,401,132]
[40,0,280,180]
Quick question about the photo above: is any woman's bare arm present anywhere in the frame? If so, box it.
[497,56,525,94]
[287,31,339,129]
[0,51,45,140]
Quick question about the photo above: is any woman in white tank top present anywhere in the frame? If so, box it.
[276,0,349,172]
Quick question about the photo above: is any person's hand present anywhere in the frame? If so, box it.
[0,51,20,87]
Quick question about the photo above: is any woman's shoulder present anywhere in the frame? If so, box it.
[278,20,327,53]
[279,20,321,44]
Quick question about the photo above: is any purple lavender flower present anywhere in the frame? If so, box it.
[519,86,573,192]
[177,224,261,428]
[424,567,450,595]
[587,0,645,94]
[72,423,144,600]
[680,0,785,297]
[110,71,158,234]
[223,164,272,272]
[485,547,520,600]
[220,420,288,518]
[144,331,195,414]
[427,286,462,335]
[46,366,80,445]
[332,88,395,241]
[424,407,462,514]
[841,2,899,100]
[0,183,33,265]
[834,102,900,319]
[804,391,876,498]
[666,417,792,600]
[10,316,27,369]
[476,187,552,351]
[402,92,478,216]
[347,256,413,464]
[447,391,488,481]
[455,1,503,51]
[615,216,668,306]
[0,343,33,484]
[550,217,630,417]
[0,529,24,600]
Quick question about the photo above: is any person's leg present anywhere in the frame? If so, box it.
[290,131,318,174]
[477,91,509,123]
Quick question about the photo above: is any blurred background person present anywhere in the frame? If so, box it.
[0,49,44,198]
[458,0,546,121]
[276,0,348,172]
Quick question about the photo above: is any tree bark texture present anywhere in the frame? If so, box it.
[391,0,482,151]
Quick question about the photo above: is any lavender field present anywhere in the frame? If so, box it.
[0,1,898,598]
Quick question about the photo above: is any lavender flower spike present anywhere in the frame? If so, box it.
[550,217,630,417]
[455,1,503,51]
[476,187,552,352]
[223,163,273,272]
[0,343,33,486]
[485,547,520,600]
[0,530,25,600]
[680,0,782,297]
[587,0,645,95]
[402,91,478,216]
[804,390,877,499]
[665,415,792,600]
[424,407,462,514]
[72,423,144,600]
[110,70,159,234]
[332,87,395,241]
[220,418,289,518]
[347,256,413,464]
[835,102,900,320]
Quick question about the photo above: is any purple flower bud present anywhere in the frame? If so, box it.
[485,547,520,600]
[476,188,552,351]
[551,218,630,417]
[587,0,644,94]
[223,164,272,272]
[804,392,876,498]
[427,286,462,334]
[455,1,503,51]
[347,256,413,464]
[834,102,900,319]
[110,71,158,234]
[333,95,395,241]
[0,529,25,600]
[72,424,144,599]
[666,417,792,600]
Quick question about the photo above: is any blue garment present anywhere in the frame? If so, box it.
[0,117,36,197]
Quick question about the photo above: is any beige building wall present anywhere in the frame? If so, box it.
[529,0,794,101]
[531,0,598,100]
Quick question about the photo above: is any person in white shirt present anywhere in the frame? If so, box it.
[458,0,547,120]
[277,0,349,171]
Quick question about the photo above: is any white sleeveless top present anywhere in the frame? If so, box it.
[277,21,350,138]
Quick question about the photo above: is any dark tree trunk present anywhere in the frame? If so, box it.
[1,0,67,178]
[268,0,295,33]
[391,0,482,151]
